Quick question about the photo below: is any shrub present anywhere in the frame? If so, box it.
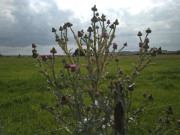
[32,5,179,135]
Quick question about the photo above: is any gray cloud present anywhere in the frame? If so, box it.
[0,0,180,55]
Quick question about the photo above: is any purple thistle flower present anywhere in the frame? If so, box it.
[118,68,123,74]
[91,56,94,61]
[47,55,52,59]
[143,92,147,97]
[102,32,108,38]
[145,38,149,43]
[159,116,163,122]
[78,30,84,37]
[86,106,91,112]
[42,55,47,61]
[70,64,77,72]
[166,117,170,124]
[113,43,118,49]
[139,42,143,47]
[32,43,37,48]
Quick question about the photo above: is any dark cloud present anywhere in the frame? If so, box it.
[0,0,78,47]
[0,0,180,55]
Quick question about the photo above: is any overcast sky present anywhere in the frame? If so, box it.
[0,0,180,55]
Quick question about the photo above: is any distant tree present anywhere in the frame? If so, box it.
[158,47,162,54]
[176,50,180,55]
[73,48,86,56]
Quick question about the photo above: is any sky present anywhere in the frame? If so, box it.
[0,0,180,55]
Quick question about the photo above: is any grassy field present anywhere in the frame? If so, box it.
[0,55,180,134]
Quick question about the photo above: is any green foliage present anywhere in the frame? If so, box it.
[1,55,179,134]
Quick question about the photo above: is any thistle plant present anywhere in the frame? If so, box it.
[32,5,179,135]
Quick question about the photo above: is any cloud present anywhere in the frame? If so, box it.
[0,0,180,55]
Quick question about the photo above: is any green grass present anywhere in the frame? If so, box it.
[0,55,180,134]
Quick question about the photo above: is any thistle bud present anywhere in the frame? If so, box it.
[84,34,88,39]
[32,49,37,53]
[115,58,119,62]
[91,15,98,23]
[145,38,149,43]
[108,81,115,89]
[166,106,173,115]
[158,47,162,54]
[52,27,56,32]
[78,30,84,37]
[40,103,46,109]
[61,96,69,105]
[91,5,98,12]
[95,25,99,29]
[151,48,158,56]
[50,47,57,54]
[101,14,106,22]
[59,26,63,31]
[107,20,110,24]
[113,19,119,25]
[87,27,93,32]
[67,22,73,27]
[146,28,152,34]
[123,42,127,47]
[32,52,38,58]
[109,24,115,29]
[137,31,142,36]
[113,43,118,49]
[128,83,135,91]
[148,94,153,101]
[63,23,67,29]
[64,63,70,69]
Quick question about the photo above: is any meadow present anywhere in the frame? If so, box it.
[0,55,180,135]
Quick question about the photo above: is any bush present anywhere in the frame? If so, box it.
[32,5,179,135]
